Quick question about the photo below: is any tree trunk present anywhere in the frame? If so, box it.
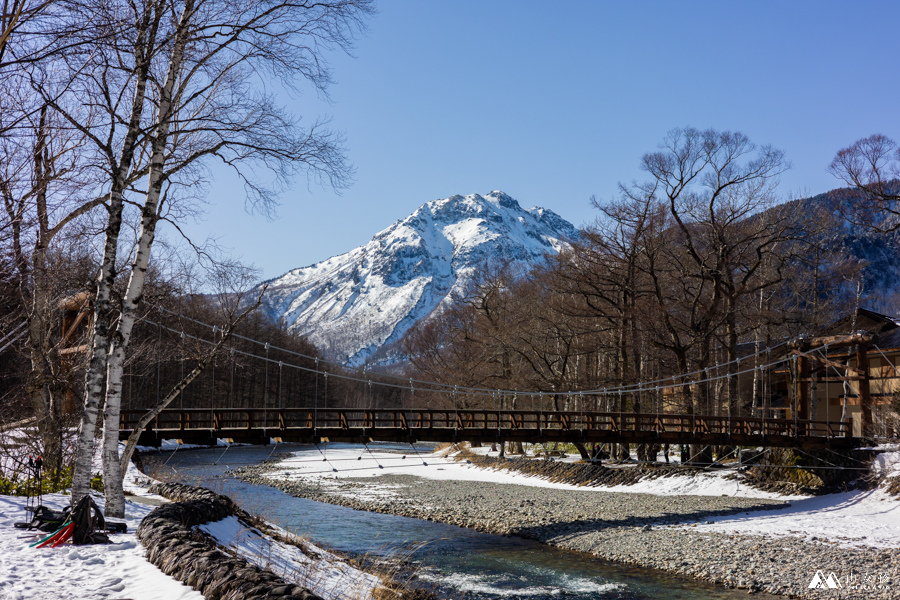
[573,441,590,461]
[70,2,162,507]
[101,181,164,516]
[7,108,66,481]
[100,0,196,518]
[71,230,120,505]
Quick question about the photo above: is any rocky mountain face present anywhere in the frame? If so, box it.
[260,191,578,365]
[779,188,900,310]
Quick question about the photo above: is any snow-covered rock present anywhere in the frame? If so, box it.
[260,191,578,365]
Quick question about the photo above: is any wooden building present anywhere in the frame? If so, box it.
[785,308,900,437]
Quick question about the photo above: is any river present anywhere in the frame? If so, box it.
[142,443,778,600]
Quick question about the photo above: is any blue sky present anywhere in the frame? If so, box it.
[178,1,900,281]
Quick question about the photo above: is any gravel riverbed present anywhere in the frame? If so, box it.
[234,462,898,599]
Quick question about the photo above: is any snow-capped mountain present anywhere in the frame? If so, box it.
[260,191,578,365]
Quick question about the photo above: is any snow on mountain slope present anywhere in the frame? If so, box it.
[260,191,578,366]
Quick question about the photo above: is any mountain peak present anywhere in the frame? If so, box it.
[261,192,577,366]
[485,190,520,209]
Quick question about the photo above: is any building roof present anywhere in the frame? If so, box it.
[873,327,900,352]
[821,307,899,337]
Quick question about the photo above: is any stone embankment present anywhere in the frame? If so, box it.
[234,462,899,600]
[137,482,324,600]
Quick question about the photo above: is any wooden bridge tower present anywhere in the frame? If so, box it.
[789,332,872,436]
[57,291,92,415]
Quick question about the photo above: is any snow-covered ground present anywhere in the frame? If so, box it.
[269,443,805,499]
[268,442,900,550]
[199,516,382,599]
[0,453,387,600]
[682,445,900,548]
[1,441,898,600]
[0,482,204,600]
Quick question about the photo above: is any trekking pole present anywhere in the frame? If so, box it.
[34,456,43,510]
[25,456,35,519]
[14,456,40,529]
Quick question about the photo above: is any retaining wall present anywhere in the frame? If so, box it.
[137,482,323,600]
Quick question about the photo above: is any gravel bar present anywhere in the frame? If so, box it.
[234,462,898,599]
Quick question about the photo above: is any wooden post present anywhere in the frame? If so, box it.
[856,343,872,436]
[796,354,810,439]
[797,353,810,421]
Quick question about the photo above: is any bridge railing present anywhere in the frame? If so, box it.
[120,407,852,440]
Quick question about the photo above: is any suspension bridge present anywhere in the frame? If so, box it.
[102,307,894,453]
[119,407,858,449]
[5,296,887,462]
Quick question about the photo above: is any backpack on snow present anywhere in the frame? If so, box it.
[30,505,71,532]
[70,495,109,545]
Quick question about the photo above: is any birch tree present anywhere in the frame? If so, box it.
[60,0,171,507]
[70,0,372,517]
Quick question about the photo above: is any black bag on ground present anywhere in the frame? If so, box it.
[71,495,109,545]
[31,505,70,532]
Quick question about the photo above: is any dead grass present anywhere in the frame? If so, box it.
[883,476,900,498]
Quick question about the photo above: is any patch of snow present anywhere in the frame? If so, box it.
[271,445,799,499]
[268,444,900,550]
[671,449,900,548]
[200,515,382,600]
[0,491,203,600]
[677,487,900,548]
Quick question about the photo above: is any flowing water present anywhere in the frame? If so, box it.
[142,444,776,600]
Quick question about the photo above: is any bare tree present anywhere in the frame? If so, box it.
[828,134,900,233]
[34,0,171,509]
[64,0,374,517]
[637,128,789,415]
[0,81,105,480]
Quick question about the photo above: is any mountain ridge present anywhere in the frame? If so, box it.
[259,191,578,366]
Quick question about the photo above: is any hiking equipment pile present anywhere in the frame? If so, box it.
[16,494,126,548]
[28,495,111,547]
[9,455,126,548]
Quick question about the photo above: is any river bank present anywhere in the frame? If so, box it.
[233,445,900,599]
[0,444,409,600]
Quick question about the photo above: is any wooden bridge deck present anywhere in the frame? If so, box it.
[121,408,859,450]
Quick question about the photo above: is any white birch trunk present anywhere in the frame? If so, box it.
[70,187,125,504]
[101,0,195,518]
[71,7,161,504]
[100,184,165,516]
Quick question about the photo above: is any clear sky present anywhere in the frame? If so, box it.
[176,1,900,281]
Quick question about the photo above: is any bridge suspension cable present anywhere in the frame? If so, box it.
[143,308,859,402]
